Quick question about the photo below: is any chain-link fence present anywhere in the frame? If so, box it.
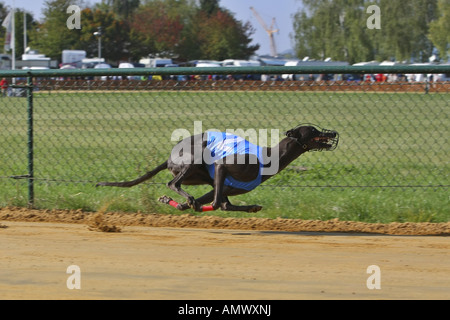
[1,66,449,222]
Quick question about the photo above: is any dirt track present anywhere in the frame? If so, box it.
[1,207,449,300]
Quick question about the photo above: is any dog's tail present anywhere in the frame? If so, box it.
[96,161,168,188]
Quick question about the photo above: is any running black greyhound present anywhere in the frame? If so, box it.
[96,124,339,212]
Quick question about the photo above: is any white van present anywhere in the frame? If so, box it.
[62,50,86,68]
[222,59,261,67]
[139,58,173,68]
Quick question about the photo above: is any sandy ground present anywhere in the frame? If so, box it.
[1,207,449,300]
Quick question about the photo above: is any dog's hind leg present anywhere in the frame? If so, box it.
[166,165,203,210]
[159,191,215,212]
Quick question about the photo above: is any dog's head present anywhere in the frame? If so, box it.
[285,124,339,151]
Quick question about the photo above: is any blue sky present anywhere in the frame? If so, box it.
[5,0,302,55]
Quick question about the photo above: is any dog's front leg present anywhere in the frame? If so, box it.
[211,162,228,210]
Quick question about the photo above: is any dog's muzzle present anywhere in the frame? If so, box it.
[299,123,339,151]
[286,123,340,151]
[315,128,339,151]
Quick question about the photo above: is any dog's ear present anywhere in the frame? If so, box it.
[285,129,294,137]
[285,128,302,140]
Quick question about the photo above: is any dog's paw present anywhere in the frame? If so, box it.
[190,202,203,212]
[187,197,202,212]
[158,195,173,204]
[248,205,262,213]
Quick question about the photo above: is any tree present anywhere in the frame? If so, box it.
[28,0,260,63]
[293,0,374,64]
[190,9,259,61]
[128,0,189,60]
[199,0,220,16]
[292,0,439,63]
[105,0,140,19]
[75,8,131,62]
[31,0,82,60]
[0,2,11,53]
[31,0,131,63]
[0,5,38,58]
[379,0,437,61]
[14,10,37,57]
[129,0,258,61]
[429,0,450,61]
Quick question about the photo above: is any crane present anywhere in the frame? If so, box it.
[250,6,279,57]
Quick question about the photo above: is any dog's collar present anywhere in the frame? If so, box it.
[288,137,308,150]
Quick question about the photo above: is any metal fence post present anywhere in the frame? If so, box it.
[26,75,34,207]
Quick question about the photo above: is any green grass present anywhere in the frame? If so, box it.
[1,89,448,223]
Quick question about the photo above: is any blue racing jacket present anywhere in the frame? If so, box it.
[205,131,264,191]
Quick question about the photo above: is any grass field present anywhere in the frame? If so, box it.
[1,88,448,223]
